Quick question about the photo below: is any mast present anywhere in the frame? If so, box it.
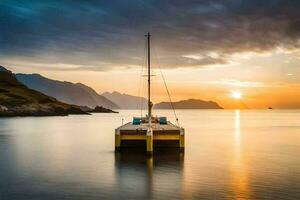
[146,32,152,120]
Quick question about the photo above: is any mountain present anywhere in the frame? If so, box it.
[0,66,10,72]
[102,91,147,109]
[0,66,87,116]
[16,73,119,109]
[154,99,223,109]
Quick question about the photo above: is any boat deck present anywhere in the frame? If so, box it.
[118,122,181,132]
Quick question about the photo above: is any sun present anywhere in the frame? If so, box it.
[231,91,242,99]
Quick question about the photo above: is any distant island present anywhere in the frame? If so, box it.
[154,99,223,109]
[16,73,119,109]
[102,91,147,109]
[0,66,89,117]
[102,92,223,110]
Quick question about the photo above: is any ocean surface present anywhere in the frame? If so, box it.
[0,110,299,200]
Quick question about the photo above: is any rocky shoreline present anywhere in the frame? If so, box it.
[0,104,89,117]
[87,106,118,113]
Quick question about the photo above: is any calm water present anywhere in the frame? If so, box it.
[0,110,300,200]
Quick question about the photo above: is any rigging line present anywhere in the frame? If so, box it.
[137,37,146,106]
[141,74,147,117]
[140,38,148,117]
[136,54,143,109]
[140,72,145,117]
[152,41,180,127]
[136,53,143,111]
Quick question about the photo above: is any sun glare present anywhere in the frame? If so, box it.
[231,91,242,99]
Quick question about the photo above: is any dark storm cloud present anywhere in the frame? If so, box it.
[1,0,300,70]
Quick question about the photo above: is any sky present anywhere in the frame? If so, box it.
[1,0,300,108]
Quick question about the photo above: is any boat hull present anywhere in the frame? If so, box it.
[115,122,185,154]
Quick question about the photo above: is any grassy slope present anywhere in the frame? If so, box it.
[0,70,86,116]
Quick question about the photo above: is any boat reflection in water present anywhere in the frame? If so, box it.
[114,149,184,199]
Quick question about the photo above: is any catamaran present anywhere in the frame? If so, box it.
[115,33,185,155]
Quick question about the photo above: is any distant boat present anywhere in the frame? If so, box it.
[268,107,273,109]
[115,33,185,156]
